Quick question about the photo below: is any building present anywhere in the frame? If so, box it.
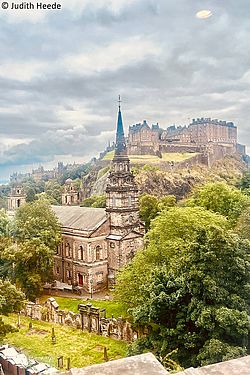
[53,103,144,293]
[61,179,80,206]
[128,117,245,161]
[7,186,26,213]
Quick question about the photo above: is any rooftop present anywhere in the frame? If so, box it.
[51,206,107,232]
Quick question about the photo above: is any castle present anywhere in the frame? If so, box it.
[128,117,246,164]
[52,103,144,292]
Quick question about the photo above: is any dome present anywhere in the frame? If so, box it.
[65,178,73,184]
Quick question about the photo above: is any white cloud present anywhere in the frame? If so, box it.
[63,37,161,74]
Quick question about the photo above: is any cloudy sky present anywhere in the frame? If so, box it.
[0,0,249,181]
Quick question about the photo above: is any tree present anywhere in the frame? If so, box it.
[139,194,159,231]
[115,207,250,367]
[139,194,176,231]
[235,206,250,240]
[3,199,61,300]
[44,180,63,204]
[237,171,250,194]
[0,279,25,342]
[186,182,250,225]
[80,195,106,208]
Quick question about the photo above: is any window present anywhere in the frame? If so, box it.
[56,267,60,274]
[65,243,71,257]
[78,245,85,261]
[96,272,103,284]
[96,246,101,261]
[112,197,116,206]
[66,270,71,279]
[17,199,21,207]
[110,242,115,248]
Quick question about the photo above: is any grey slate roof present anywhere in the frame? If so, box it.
[51,206,107,232]
[176,355,250,375]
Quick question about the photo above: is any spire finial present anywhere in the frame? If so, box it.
[118,95,122,110]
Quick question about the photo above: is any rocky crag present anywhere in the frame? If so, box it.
[81,155,247,201]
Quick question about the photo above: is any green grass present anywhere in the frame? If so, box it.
[102,151,198,164]
[40,295,128,318]
[3,314,128,370]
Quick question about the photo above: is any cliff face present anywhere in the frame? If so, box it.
[81,155,247,201]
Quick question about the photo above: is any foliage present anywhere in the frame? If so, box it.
[0,209,9,236]
[81,195,106,208]
[0,280,25,342]
[3,314,127,369]
[3,199,61,300]
[186,182,250,225]
[139,193,176,231]
[235,206,250,241]
[44,180,63,204]
[22,178,45,202]
[139,194,159,231]
[237,171,250,194]
[115,207,250,367]
[57,164,89,184]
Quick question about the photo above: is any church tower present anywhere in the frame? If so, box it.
[7,186,26,212]
[106,98,144,284]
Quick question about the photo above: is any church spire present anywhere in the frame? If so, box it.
[115,95,127,157]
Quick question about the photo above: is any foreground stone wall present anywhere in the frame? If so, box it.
[23,298,143,342]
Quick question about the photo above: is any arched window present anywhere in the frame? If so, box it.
[78,245,84,261]
[17,199,21,208]
[65,243,71,257]
[96,246,101,261]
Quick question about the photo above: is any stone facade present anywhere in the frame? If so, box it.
[7,186,26,212]
[128,117,245,161]
[62,178,80,206]
[53,104,144,293]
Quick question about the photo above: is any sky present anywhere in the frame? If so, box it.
[0,0,249,181]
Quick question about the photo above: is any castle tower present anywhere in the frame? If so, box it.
[106,98,144,284]
[62,178,80,206]
[7,186,26,212]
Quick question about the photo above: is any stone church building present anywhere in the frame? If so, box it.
[53,104,145,293]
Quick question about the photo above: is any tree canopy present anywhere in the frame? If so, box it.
[2,199,61,300]
[0,279,25,342]
[185,182,250,224]
[115,206,250,367]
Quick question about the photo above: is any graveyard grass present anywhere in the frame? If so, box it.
[40,295,128,318]
[3,314,128,370]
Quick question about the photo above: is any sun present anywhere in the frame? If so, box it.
[196,10,213,19]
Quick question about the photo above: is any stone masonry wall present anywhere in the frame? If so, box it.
[23,298,143,343]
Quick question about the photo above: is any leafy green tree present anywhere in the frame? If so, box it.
[22,178,45,202]
[139,194,176,231]
[44,180,63,204]
[236,206,250,241]
[237,171,250,194]
[115,207,249,367]
[3,199,61,300]
[0,279,25,342]
[81,195,106,208]
[139,194,159,231]
[115,207,229,308]
[186,182,250,225]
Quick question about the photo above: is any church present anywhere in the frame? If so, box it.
[52,103,145,293]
